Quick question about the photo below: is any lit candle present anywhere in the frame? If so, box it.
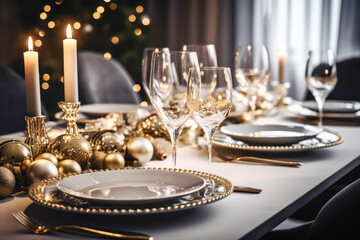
[278,44,287,84]
[24,37,41,116]
[63,24,78,103]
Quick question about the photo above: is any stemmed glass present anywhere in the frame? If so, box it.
[305,50,337,130]
[149,51,200,167]
[142,47,170,98]
[182,44,218,67]
[187,67,232,172]
[234,45,270,122]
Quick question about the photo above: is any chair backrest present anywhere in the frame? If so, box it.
[77,51,141,105]
[0,65,47,135]
[306,177,360,239]
[305,57,360,101]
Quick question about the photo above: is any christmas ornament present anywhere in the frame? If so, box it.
[47,134,92,169]
[26,159,59,184]
[0,166,16,199]
[104,152,125,170]
[134,113,169,140]
[126,137,154,166]
[0,140,33,181]
[57,159,82,175]
[90,130,126,169]
[146,136,170,160]
[35,153,58,166]
[126,108,150,127]
[0,140,33,165]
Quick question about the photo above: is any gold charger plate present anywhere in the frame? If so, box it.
[28,167,233,215]
[212,130,343,153]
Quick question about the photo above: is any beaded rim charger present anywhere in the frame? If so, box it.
[27,167,233,215]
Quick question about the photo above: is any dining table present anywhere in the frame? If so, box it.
[0,109,359,240]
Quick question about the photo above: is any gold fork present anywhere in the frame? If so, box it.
[13,210,153,240]
[215,152,302,167]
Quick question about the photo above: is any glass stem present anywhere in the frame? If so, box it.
[204,127,217,173]
[249,95,257,122]
[168,127,181,168]
[315,96,325,130]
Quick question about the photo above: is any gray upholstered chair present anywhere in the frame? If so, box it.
[77,51,141,105]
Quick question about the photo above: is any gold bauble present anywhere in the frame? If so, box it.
[90,130,126,154]
[47,134,93,169]
[90,130,126,168]
[0,140,33,165]
[35,153,58,166]
[104,152,125,170]
[26,159,59,184]
[126,137,154,166]
[57,159,82,175]
[134,113,169,140]
[0,166,16,199]
[145,136,170,160]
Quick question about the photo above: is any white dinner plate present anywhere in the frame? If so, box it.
[301,100,360,113]
[212,130,342,153]
[79,103,152,118]
[57,169,206,205]
[220,124,321,145]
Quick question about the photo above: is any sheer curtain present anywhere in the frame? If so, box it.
[148,0,359,100]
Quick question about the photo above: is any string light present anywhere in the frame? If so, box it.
[48,21,55,28]
[140,101,149,107]
[40,12,47,20]
[73,22,81,29]
[136,6,144,13]
[133,84,141,92]
[134,28,142,36]
[38,30,45,37]
[93,12,101,19]
[104,52,112,60]
[44,5,51,12]
[60,76,64,83]
[55,0,63,5]
[109,3,117,10]
[34,39,42,47]
[42,73,50,81]
[42,82,49,90]
[97,6,105,13]
[104,0,111,2]
[128,15,136,22]
[142,17,150,26]
[111,36,119,44]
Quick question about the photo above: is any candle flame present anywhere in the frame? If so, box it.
[28,37,33,51]
[66,24,72,39]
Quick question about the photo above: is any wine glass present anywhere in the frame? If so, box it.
[182,44,217,67]
[305,50,337,130]
[234,45,270,122]
[187,67,232,172]
[149,51,200,167]
[142,47,170,98]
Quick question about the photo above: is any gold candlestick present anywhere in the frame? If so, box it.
[25,116,49,158]
[47,102,93,169]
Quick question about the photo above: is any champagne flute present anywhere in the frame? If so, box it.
[142,47,170,98]
[187,67,232,172]
[182,44,218,67]
[305,50,337,130]
[234,45,270,122]
[149,51,199,167]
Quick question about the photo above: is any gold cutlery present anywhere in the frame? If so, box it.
[13,210,153,240]
[217,152,302,167]
[233,185,262,193]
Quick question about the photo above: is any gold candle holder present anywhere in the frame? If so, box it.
[25,115,49,158]
[47,102,93,169]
